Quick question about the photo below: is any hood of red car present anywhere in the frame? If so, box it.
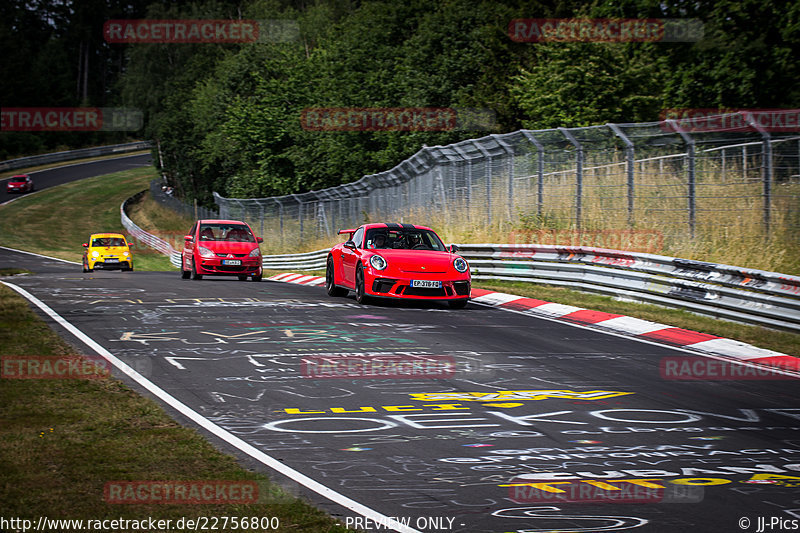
[370,249,458,273]
[8,179,26,185]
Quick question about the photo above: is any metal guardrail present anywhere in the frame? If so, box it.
[460,244,800,332]
[1,141,152,172]
[120,191,182,268]
[121,191,800,331]
[261,249,329,271]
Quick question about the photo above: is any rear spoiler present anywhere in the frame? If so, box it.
[337,229,356,237]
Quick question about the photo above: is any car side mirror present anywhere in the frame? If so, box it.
[82,243,88,247]
[344,240,356,249]
[449,244,459,253]
[184,235,193,242]
[256,237,263,243]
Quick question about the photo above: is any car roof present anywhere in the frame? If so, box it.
[89,233,127,239]
[197,219,249,225]
[362,222,434,232]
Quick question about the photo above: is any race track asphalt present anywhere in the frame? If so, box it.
[2,246,799,533]
[1,152,152,205]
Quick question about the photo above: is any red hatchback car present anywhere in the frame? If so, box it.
[326,223,471,308]
[6,174,34,193]
[181,219,263,281]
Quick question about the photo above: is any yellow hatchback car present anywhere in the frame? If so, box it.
[82,233,133,272]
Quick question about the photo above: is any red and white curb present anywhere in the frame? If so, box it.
[469,288,799,373]
[268,272,799,375]
[268,272,325,286]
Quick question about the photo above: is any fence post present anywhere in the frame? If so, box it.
[472,142,493,226]
[522,131,545,218]
[667,119,696,237]
[293,195,304,242]
[494,135,516,222]
[559,128,583,229]
[744,112,773,232]
[275,198,284,246]
[607,123,635,227]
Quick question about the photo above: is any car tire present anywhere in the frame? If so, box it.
[83,260,89,273]
[326,258,347,297]
[238,275,248,281]
[181,255,191,279]
[191,260,203,280]
[448,299,468,309]
[355,266,370,305]
[252,272,262,282]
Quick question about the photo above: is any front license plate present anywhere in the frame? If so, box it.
[105,258,119,263]
[411,280,441,288]
[222,259,242,265]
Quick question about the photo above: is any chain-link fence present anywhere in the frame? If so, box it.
[213,112,800,251]
[150,178,218,221]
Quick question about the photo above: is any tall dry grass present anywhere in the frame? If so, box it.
[241,155,799,274]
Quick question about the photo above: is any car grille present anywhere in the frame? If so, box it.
[372,278,396,293]
[401,286,449,297]
[453,281,470,296]
[216,265,248,272]
[215,253,247,258]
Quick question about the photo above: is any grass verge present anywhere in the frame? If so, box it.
[0,276,352,532]
[0,166,172,271]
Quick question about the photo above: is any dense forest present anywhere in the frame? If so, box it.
[2,0,799,205]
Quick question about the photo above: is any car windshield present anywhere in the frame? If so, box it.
[364,228,445,251]
[198,224,255,242]
[92,237,126,247]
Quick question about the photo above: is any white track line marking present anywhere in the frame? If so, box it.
[1,279,422,533]
[0,245,81,265]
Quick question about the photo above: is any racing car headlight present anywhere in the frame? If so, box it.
[249,247,261,257]
[369,255,387,271]
[198,246,215,258]
[91,251,99,258]
[123,251,130,257]
[453,257,468,273]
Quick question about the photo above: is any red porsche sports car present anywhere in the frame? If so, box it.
[6,174,34,193]
[326,223,471,308]
[181,219,263,281]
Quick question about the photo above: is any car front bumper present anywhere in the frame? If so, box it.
[195,257,262,275]
[89,260,131,270]
[366,274,470,301]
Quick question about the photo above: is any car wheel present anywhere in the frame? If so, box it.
[355,266,370,305]
[252,272,262,282]
[238,275,248,281]
[181,255,191,279]
[82,259,89,273]
[326,258,347,297]
[191,260,203,280]
[448,299,468,309]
